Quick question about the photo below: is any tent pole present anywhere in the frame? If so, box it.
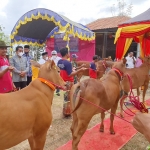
[102,33,105,58]
[102,32,107,58]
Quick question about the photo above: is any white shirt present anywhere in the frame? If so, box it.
[126,56,136,68]
[50,56,61,65]
[38,58,46,65]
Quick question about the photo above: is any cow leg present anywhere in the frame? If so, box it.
[110,102,118,134]
[137,88,140,96]
[99,112,105,132]
[72,116,92,150]
[29,131,47,150]
[28,135,34,149]
[143,82,148,103]
[71,113,78,136]
[120,95,127,118]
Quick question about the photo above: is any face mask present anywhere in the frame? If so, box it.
[45,56,49,60]
[18,52,23,57]
[52,56,57,59]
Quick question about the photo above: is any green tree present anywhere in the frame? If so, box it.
[0,25,10,44]
[111,0,133,17]
[0,25,11,55]
[30,45,45,61]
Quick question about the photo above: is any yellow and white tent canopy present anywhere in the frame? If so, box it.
[11,8,95,47]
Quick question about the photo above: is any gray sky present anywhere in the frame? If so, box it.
[0,0,149,35]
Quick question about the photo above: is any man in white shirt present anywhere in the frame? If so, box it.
[50,50,61,96]
[50,50,61,65]
[126,52,136,68]
[38,52,48,65]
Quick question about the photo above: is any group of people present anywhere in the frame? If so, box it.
[1,40,150,145]
[0,41,33,92]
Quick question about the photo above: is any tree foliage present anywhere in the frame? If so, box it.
[0,25,11,55]
[111,0,133,17]
[29,45,45,61]
[0,25,10,44]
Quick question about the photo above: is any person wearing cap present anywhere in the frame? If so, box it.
[0,41,15,93]
[89,55,99,79]
[50,50,61,66]
[10,46,29,90]
[57,47,86,117]
[38,52,48,65]
[71,54,85,84]
[50,50,61,96]
[23,45,33,85]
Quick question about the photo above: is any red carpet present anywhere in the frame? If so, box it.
[57,99,150,150]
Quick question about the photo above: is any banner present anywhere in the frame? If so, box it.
[46,38,95,61]
[54,37,79,52]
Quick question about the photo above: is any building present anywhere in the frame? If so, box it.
[87,16,137,59]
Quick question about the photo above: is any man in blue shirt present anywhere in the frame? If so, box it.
[89,55,98,79]
[23,45,33,85]
[58,47,86,117]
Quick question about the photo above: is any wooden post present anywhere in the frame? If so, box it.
[102,32,107,58]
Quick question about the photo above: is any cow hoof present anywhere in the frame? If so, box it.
[110,131,115,135]
[99,128,104,132]
[120,114,124,118]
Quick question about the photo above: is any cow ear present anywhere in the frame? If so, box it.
[47,60,52,70]
[123,58,127,64]
[51,60,55,67]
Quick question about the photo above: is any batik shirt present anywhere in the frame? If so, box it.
[23,53,33,77]
[10,55,29,82]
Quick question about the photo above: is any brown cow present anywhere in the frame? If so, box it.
[70,59,127,150]
[0,60,66,149]
[120,56,150,117]
[76,60,114,80]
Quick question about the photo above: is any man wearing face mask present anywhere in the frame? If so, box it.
[50,50,61,65]
[50,50,61,96]
[38,52,49,65]
[23,45,33,86]
[10,46,29,90]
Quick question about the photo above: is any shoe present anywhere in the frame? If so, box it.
[56,93,60,96]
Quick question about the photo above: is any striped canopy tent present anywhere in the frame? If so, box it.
[10,8,95,47]
[114,8,150,59]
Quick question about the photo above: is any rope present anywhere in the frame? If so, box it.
[122,74,148,115]
[79,96,131,124]
[48,70,148,124]
[48,81,132,124]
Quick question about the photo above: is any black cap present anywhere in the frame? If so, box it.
[93,55,98,60]
[24,45,30,49]
[42,52,48,56]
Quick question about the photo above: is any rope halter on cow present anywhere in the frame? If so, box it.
[121,74,148,115]
[112,68,124,81]
[38,78,56,91]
